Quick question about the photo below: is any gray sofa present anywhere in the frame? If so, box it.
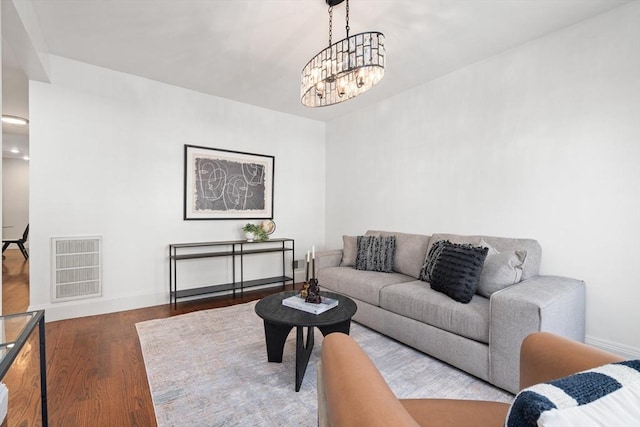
[316,230,586,393]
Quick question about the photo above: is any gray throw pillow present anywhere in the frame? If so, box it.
[477,240,527,298]
[340,235,358,267]
[355,235,396,273]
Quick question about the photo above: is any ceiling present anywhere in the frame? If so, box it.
[1,0,632,157]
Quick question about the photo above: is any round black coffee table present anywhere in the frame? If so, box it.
[255,290,357,392]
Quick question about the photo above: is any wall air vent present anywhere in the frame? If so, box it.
[51,236,102,302]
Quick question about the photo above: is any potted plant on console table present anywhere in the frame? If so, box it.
[242,223,268,242]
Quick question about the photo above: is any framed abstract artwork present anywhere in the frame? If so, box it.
[184,145,274,220]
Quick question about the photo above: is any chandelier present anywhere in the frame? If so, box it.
[301,0,385,107]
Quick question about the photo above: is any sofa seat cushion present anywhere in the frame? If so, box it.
[318,267,414,306]
[380,281,490,343]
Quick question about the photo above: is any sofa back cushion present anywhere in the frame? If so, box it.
[366,230,431,279]
[426,234,542,284]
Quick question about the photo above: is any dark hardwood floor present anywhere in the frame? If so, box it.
[2,249,293,426]
[2,249,30,315]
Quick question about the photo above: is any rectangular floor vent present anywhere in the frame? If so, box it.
[51,236,102,302]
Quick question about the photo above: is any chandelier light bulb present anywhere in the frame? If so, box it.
[1,115,29,126]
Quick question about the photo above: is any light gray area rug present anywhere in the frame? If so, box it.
[136,301,512,427]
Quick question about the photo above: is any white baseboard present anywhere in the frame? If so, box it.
[28,291,168,322]
[29,279,303,322]
[585,334,640,359]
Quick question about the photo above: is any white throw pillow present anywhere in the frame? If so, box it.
[477,239,526,298]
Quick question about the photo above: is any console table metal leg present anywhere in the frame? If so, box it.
[39,314,48,427]
[232,245,236,298]
[173,255,177,310]
[281,241,286,290]
[169,247,174,310]
[240,243,244,298]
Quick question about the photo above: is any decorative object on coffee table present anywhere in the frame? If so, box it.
[305,279,322,303]
[282,294,339,315]
[303,246,322,303]
[299,282,309,298]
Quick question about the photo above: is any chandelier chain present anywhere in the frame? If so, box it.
[345,0,350,38]
[328,6,333,46]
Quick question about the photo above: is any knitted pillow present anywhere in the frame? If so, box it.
[428,241,488,303]
[419,239,448,282]
[506,359,640,427]
[355,236,396,273]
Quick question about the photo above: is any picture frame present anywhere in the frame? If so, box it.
[184,145,274,220]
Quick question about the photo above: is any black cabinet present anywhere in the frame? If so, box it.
[169,238,295,309]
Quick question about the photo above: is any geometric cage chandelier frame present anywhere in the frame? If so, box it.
[301,0,385,107]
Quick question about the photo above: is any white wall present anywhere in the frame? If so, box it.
[29,56,326,320]
[325,3,640,355]
[2,157,29,240]
[0,5,2,315]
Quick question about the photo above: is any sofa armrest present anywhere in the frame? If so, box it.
[520,332,624,389]
[489,275,586,393]
[319,333,420,427]
[316,249,343,271]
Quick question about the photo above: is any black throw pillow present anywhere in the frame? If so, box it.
[429,242,488,304]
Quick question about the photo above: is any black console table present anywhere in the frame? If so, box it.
[169,238,295,309]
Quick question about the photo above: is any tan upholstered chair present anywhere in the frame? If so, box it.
[317,332,624,427]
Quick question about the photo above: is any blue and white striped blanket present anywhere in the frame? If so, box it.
[506,359,640,427]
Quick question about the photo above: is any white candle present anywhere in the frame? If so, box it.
[312,245,315,259]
